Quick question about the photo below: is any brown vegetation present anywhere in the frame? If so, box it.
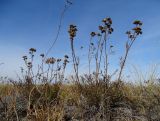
[0,17,160,121]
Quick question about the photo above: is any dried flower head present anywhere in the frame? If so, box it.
[132,27,142,35]
[107,18,112,24]
[90,32,96,37]
[129,34,134,39]
[126,31,131,35]
[63,58,69,67]
[99,25,103,31]
[22,56,27,60]
[29,48,36,53]
[40,54,44,58]
[46,57,56,64]
[90,43,94,46]
[133,20,142,26]
[97,33,101,36]
[102,18,107,23]
[80,46,83,49]
[108,27,114,34]
[64,55,69,59]
[102,17,112,25]
[64,59,69,63]
[68,24,77,40]
[110,45,114,48]
[27,62,32,68]
[99,26,105,33]
[57,59,62,62]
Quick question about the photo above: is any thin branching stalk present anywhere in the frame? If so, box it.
[118,22,142,81]
[98,36,105,72]
[95,35,103,83]
[88,36,93,75]
[44,1,72,60]
[70,39,79,82]
[104,32,109,83]
[118,34,136,81]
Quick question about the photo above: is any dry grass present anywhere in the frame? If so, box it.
[0,80,160,121]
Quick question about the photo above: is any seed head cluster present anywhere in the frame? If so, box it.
[22,56,27,60]
[45,57,56,64]
[68,25,77,40]
[133,20,142,26]
[132,27,142,35]
[27,62,32,68]
[29,48,36,53]
[126,20,143,38]
[40,54,44,58]
[99,17,113,34]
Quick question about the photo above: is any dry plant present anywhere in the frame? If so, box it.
[1,14,160,121]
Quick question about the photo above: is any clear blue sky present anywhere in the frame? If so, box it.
[0,0,160,79]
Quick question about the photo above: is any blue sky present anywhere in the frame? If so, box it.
[0,0,160,79]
